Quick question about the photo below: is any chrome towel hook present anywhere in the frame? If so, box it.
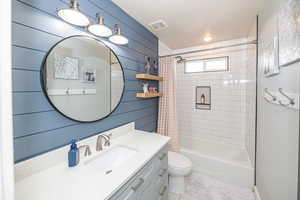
[278,88,295,106]
[264,88,277,101]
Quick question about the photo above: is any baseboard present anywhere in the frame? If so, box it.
[254,186,262,200]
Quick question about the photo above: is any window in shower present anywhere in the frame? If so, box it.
[184,56,229,73]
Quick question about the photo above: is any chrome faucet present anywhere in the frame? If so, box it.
[78,145,92,159]
[96,134,111,151]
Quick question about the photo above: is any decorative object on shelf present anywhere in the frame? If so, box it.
[87,13,112,37]
[142,82,149,93]
[263,36,280,77]
[153,60,158,70]
[109,24,129,45]
[263,87,299,110]
[278,0,300,66]
[54,54,79,80]
[196,86,211,110]
[57,0,90,27]
[200,94,205,104]
[152,59,158,71]
[144,56,151,74]
[149,87,158,93]
[82,68,96,83]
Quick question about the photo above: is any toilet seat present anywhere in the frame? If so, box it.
[168,151,192,176]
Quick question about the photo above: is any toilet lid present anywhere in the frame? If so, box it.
[168,151,192,169]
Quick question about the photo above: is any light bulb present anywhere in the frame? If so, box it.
[204,35,213,42]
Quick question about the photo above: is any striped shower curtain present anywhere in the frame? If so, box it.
[157,57,180,152]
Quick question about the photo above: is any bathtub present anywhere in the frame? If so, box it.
[181,138,254,187]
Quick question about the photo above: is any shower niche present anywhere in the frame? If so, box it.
[196,86,211,110]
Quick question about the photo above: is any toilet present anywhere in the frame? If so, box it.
[168,151,192,194]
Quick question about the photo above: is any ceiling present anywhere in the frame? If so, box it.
[112,0,264,49]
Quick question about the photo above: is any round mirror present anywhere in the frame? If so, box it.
[41,36,125,122]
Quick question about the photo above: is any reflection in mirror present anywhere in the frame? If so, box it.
[42,36,124,122]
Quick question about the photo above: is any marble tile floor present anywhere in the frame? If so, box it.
[169,172,255,200]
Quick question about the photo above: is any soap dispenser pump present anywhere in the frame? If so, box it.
[68,139,79,167]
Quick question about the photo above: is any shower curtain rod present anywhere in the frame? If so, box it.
[159,40,257,58]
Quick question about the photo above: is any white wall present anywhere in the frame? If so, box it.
[256,0,299,199]
[0,0,15,199]
[159,40,172,56]
[175,40,256,152]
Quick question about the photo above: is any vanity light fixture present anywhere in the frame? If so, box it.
[57,0,90,27]
[203,35,213,42]
[109,25,129,45]
[87,14,112,37]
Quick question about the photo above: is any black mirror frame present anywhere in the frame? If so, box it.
[40,35,125,123]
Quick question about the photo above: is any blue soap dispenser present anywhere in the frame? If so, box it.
[68,139,79,167]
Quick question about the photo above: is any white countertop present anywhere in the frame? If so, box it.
[15,130,170,200]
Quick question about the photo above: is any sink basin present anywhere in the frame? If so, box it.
[84,145,138,174]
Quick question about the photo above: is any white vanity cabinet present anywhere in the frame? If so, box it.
[15,126,171,200]
[110,145,168,200]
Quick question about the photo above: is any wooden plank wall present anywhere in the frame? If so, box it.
[12,0,159,162]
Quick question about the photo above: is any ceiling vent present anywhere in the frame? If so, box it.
[148,20,168,31]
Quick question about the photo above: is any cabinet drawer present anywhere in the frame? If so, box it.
[158,179,168,200]
[111,161,154,200]
[112,176,146,200]
[113,186,137,200]
[110,144,169,200]
[139,160,155,185]
[109,177,137,200]
[155,146,168,170]
[152,167,168,200]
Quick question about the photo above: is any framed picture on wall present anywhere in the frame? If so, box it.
[263,36,280,77]
[278,0,300,66]
[195,86,211,110]
[82,68,96,83]
[54,54,79,80]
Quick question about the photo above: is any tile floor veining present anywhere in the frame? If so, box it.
[169,172,255,200]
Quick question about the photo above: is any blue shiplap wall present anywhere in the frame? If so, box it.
[12,0,159,162]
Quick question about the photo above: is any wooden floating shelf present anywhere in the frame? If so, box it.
[136,74,163,81]
[136,93,163,98]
